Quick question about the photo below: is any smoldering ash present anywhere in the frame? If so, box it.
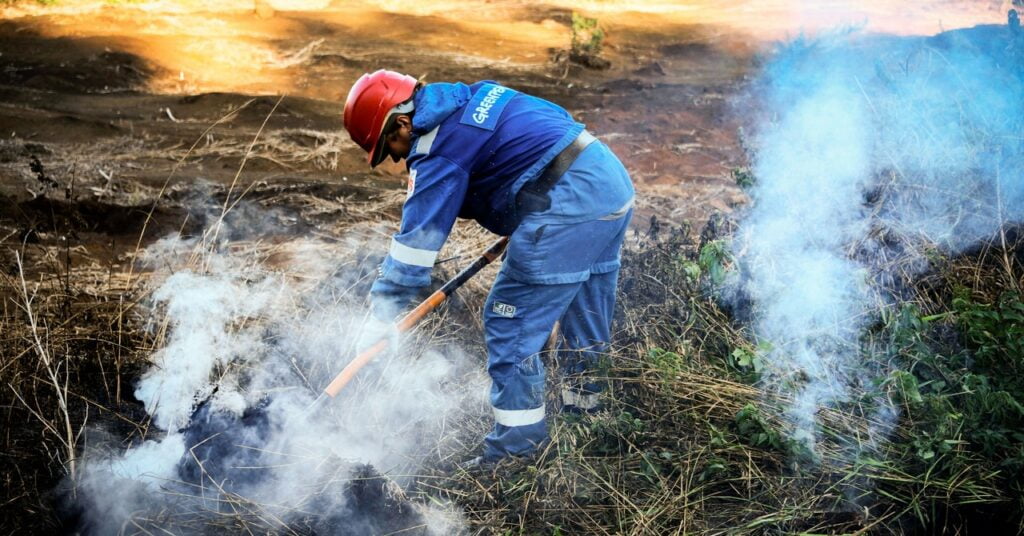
[73,222,477,534]
[731,29,1023,457]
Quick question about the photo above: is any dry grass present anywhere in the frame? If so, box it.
[2,94,1022,535]
[408,221,1021,535]
[2,188,1020,533]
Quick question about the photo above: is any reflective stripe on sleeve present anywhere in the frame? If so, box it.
[389,240,438,268]
[492,405,545,427]
[561,388,601,410]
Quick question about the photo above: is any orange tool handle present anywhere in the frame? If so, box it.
[322,290,446,397]
[321,236,508,398]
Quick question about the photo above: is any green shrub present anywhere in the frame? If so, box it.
[731,167,756,189]
[698,239,733,286]
[734,403,815,462]
[570,12,604,58]
[879,289,1024,526]
[566,12,610,69]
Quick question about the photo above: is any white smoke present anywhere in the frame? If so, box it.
[75,217,487,533]
[732,26,1024,455]
[109,432,187,483]
[135,269,273,431]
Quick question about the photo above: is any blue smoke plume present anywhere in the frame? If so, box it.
[732,21,1024,456]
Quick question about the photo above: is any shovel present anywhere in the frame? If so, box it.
[307,236,509,412]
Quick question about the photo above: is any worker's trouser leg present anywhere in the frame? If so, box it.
[482,210,631,461]
[558,268,620,412]
[482,277,579,460]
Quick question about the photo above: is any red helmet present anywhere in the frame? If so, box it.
[343,70,418,168]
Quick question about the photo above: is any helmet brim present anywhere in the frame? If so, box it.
[368,134,389,168]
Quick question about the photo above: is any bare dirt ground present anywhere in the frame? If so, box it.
[0,0,1003,268]
[0,0,762,276]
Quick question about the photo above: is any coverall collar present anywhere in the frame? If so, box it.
[412,82,472,135]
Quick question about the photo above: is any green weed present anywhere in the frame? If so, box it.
[698,239,733,286]
[876,284,1024,526]
[731,167,756,189]
[570,12,604,59]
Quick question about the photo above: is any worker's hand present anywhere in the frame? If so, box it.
[362,274,425,353]
[369,278,422,321]
[369,294,403,324]
[354,315,397,353]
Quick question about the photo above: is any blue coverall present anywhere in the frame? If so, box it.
[370,81,634,461]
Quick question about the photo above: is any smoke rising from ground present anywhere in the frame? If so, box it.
[73,214,482,534]
[732,25,1023,455]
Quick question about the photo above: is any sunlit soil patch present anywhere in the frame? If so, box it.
[1,0,1007,99]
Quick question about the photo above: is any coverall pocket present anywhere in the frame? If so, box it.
[503,217,628,285]
[515,357,546,402]
[489,354,546,408]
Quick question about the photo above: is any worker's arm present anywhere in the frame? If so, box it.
[370,153,469,320]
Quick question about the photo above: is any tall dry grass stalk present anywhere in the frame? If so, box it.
[8,252,81,480]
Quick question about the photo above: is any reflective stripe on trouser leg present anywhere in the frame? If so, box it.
[493,405,545,427]
[483,272,583,461]
[561,388,601,410]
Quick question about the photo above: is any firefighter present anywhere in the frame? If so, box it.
[343,70,634,464]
